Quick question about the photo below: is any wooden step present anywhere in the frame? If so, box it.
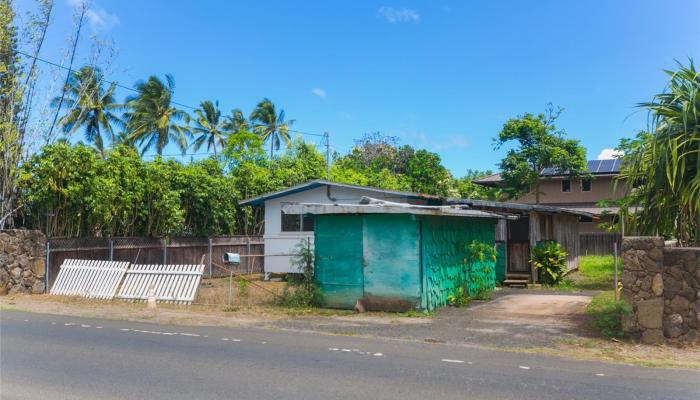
[502,279,529,288]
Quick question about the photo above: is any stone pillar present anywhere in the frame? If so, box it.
[0,230,47,295]
[621,236,700,344]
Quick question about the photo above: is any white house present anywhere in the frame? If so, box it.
[239,180,438,275]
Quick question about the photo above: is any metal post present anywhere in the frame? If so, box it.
[162,238,167,265]
[109,238,114,261]
[207,238,213,278]
[613,241,619,301]
[324,131,330,180]
[45,241,50,293]
[227,269,233,305]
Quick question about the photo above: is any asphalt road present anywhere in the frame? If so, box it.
[1,310,698,400]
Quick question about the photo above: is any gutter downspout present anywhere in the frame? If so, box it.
[326,184,337,204]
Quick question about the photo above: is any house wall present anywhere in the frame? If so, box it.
[529,212,580,280]
[515,176,625,205]
[263,185,426,274]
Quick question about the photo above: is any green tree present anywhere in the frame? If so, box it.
[191,100,228,155]
[19,142,98,237]
[454,170,502,200]
[494,106,587,203]
[52,66,122,156]
[250,98,295,159]
[0,0,24,228]
[617,60,700,246]
[223,108,249,133]
[125,74,190,155]
[405,149,453,196]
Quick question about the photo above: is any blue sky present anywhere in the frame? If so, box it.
[18,0,700,176]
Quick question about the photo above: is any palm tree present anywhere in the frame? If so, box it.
[223,108,249,133]
[51,66,122,156]
[618,59,700,246]
[250,98,295,158]
[124,74,190,155]
[191,100,228,155]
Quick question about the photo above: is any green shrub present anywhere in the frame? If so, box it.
[237,278,249,298]
[530,241,568,285]
[586,292,632,339]
[447,286,470,307]
[278,238,323,308]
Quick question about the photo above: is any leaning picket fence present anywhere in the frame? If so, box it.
[50,259,129,300]
[116,264,205,304]
[49,259,204,305]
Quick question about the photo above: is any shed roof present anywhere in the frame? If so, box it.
[239,179,440,206]
[282,198,511,219]
[445,198,597,218]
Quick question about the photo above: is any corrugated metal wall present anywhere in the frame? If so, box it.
[314,214,497,311]
[314,215,364,309]
[420,217,496,310]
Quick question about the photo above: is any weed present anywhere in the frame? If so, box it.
[237,278,249,298]
[586,291,632,339]
[222,306,240,312]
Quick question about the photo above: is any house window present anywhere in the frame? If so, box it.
[562,179,571,193]
[581,179,591,192]
[281,210,314,232]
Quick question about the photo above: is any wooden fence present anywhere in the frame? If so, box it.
[46,236,263,288]
[579,233,621,256]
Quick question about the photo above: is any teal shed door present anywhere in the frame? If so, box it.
[315,215,364,309]
[362,215,422,311]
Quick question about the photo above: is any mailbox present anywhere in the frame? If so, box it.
[223,252,241,265]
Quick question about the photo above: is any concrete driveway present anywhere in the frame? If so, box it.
[272,289,595,348]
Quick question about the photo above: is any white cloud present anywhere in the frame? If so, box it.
[377,7,420,23]
[597,148,624,160]
[432,134,471,151]
[311,88,327,98]
[67,0,119,32]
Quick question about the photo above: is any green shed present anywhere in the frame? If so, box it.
[284,201,504,312]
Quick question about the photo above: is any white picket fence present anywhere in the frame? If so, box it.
[50,260,204,304]
[116,264,205,304]
[50,259,129,299]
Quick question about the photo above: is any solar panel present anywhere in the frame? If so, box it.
[600,159,615,173]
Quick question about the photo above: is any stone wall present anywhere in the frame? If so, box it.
[621,237,700,344]
[0,230,46,295]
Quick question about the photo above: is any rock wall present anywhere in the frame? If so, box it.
[621,237,700,344]
[0,230,46,295]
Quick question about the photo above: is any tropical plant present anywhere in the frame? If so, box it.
[616,60,700,246]
[529,241,568,285]
[494,105,588,203]
[223,108,249,133]
[279,238,322,307]
[250,98,295,158]
[125,74,190,155]
[51,66,122,155]
[191,100,227,155]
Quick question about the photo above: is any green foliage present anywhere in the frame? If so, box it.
[250,98,294,159]
[279,238,322,307]
[616,60,700,246]
[467,240,497,263]
[586,291,632,339]
[237,278,249,298]
[447,286,470,307]
[494,105,588,203]
[529,241,568,285]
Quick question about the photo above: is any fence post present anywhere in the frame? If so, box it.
[109,238,114,261]
[228,268,233,306]
[613,241,619,301]
[246,237,251,275]
[162,238,167,265]
[208,238,213,278]
[45,240,50,293]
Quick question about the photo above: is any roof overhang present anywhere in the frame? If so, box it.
[445,198,597,219]
[239,180,441,206]
[282,199,514,220]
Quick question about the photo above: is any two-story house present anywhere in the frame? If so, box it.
[474,159,626,232]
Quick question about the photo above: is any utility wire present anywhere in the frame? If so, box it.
[18,50,331,139]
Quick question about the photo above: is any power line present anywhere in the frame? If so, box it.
[17,50,331,138]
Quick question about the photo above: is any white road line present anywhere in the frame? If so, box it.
[341,349,352,352]
[328,348,339,351]
[373,353,383,357]
[596,373,605,377]
[232,339,241,342]
[441,359,465,363]
[221,338,230,341]
[519,366,531,370]
[119,328,130,331]
[95,326,102,329]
